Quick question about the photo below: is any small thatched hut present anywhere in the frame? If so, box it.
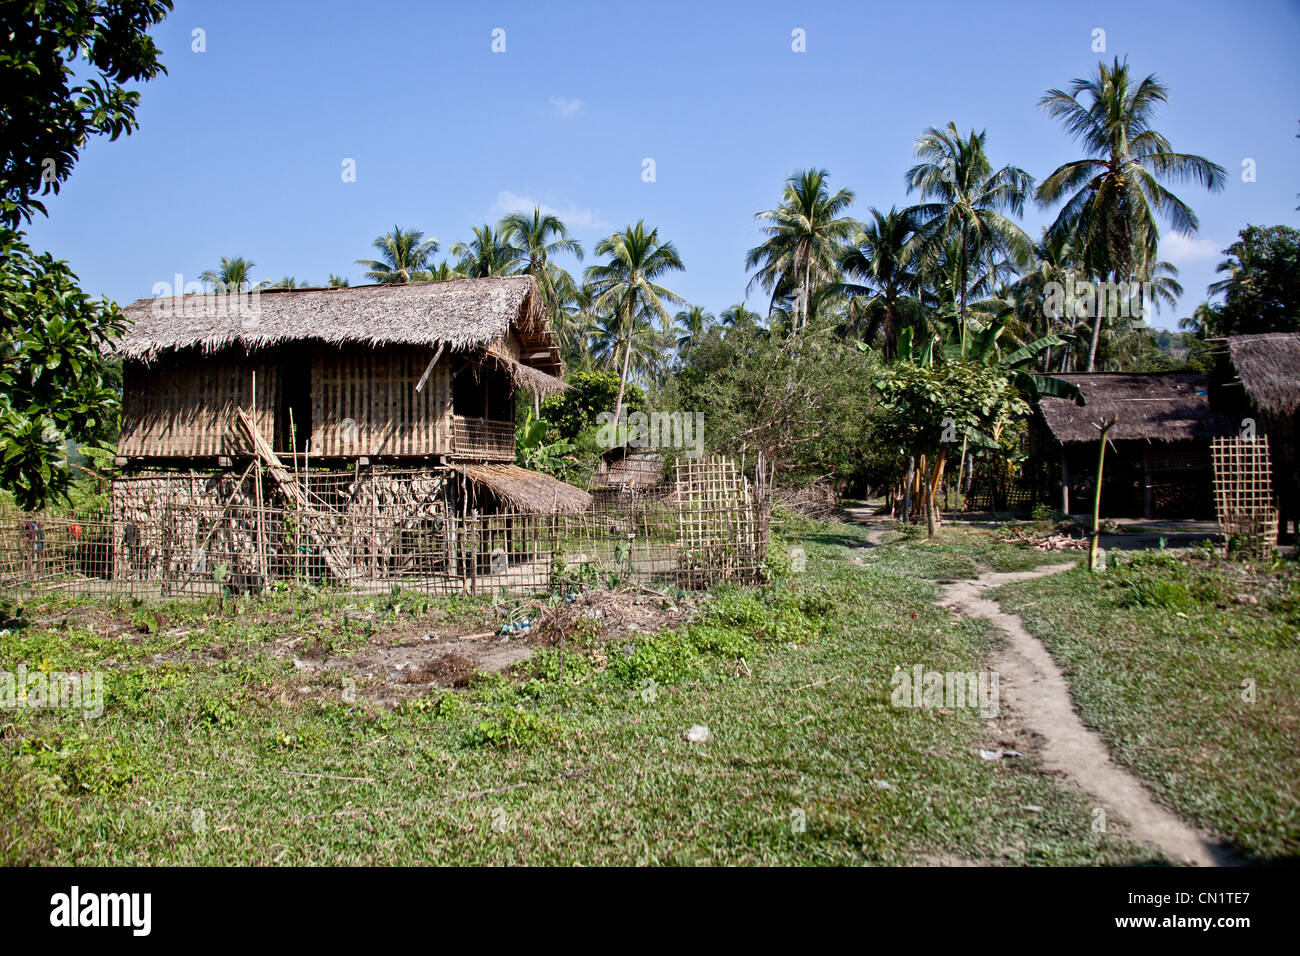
[592,446,665,493]
[1029,371,1234,519]
[1212,332,1300,535]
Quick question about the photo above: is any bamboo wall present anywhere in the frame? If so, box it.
[118,354,277,457]
[310,344,453,457]
[117,344,468,460]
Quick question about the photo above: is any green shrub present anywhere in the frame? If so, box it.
[470,705,564,749]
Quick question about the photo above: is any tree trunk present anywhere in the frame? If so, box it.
[802,257,812,331]
[953,433,968,519]
[1085,308,1103,372]
[611,300,634,426]
[926,447,948,537]
[902,456,915,523]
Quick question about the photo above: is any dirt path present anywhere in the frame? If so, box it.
[940,564,1230,866]
[838,505,891,548]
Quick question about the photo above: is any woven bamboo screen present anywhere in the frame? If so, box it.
[1210,436,1278,558]
[311,345,450,457]
[118,356,277,457]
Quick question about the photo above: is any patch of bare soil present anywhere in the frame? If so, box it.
[301,588,701,708]
[939,565,1232,867]
[529,588,700,647]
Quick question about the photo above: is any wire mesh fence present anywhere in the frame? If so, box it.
[0,457,770,600]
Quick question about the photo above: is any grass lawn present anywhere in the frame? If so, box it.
[992,549,1300,863]
[0,515,1172,865]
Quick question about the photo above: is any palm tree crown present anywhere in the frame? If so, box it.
[356,227,439,284]
[905,124,1034,323]
[1035,58,1225,369]
[584,220,685,422]
[500,207,583,335]
[745,168,857,332]
[200,256,262,293]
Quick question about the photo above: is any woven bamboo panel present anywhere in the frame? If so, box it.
[1211,436,1277,558]
[118,356,277,457]
[311,345,450,457]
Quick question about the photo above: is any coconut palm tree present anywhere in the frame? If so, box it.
[583,220,685,422]
[200,256,264,293]
[1179,301,1220,339]
[1036,58,1226,370]
[1009,231,1085,371]
[746,168,857,334]
[326,274,349,288]
[356,227,439,284]
[269,277,312,289]
[499,208,583,316]
[835,206,926,360]
[672,305,714,360]
[589,307,670,389]
[905,124,1034,339]
[452,225,523,278]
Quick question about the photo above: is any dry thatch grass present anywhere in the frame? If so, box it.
[451,463,593,514]
[1037,372,1233,444]
[113,275,561,377]
[1224,333,1300,417]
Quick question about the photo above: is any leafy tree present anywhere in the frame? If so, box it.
[1036,58,1226,369]
[540,369,645,444]
[662,313,877,481]
[1,0,172,227]
[1204,225,1300,335]
[873,361,1028,536]
[356,226,439,283]
[0,1,171,509]
[0,234,127,508]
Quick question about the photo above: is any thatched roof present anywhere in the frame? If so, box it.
[593,447,664,490]
[1223,333,1300,417]
[113,275,563,378]
[1037,372,1233,444]
[451,463,593,514]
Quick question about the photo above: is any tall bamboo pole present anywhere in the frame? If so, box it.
[1089,417,1117,572]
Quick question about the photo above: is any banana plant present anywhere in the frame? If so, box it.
[515,411,576,476]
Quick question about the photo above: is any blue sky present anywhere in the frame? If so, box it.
[23,0,1300,330]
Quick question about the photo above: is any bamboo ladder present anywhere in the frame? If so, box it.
[233,408,354,583]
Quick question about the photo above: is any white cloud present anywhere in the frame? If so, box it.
[1160,233,1221,264]
[492,190,606,230]
[547,96,583,119]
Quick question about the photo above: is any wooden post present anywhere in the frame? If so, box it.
[1059,446,1070,516]
[1142,447,1153,520]
[902,456,914,523]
